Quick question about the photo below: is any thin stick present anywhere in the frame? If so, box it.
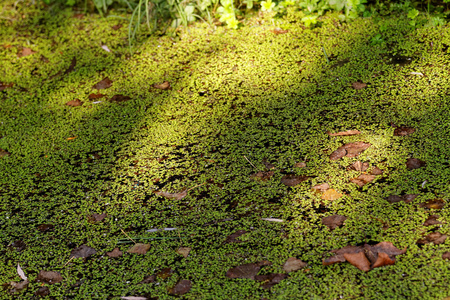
[243,155,258,170]
[321,45,329,64]
[121,228,137,244]
[63,256,75,268]
[186,182,205,192]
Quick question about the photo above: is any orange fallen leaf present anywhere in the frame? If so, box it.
[327,130,361,136]
[321,189,342,201]
[66,137,77,140]
[343,252,370,272]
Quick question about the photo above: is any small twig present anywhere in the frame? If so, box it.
[121,228,137,244]
[62,256,75,268]
[243,155,259,170]
[186,182,205,192]
[321,45,329,64]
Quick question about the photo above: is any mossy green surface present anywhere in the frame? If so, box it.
[1,2,450,299]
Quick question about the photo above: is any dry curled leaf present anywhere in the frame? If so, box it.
[406,158,426,170]
[127,243,151,255]
[154,190,187,200]
[226,261,271,280]
[322,215,347,230]
[106,247,123,258]
[88,93,105,99]
[321,189,343,200]
[420,199,445,210]
[170,279,192,295]
[294,162,307,168]
[351,82,367,90]
[255,273,288,289]
[423,215,442,226]
[370,167,383,175]
[330,142,371,160]
[18,47,35,57]
[328,130,361,137]
[386,194,418,204]
[93,77,113,90]
[0,82,14,91]
[176,247,191,258]
[350,161,368,172]
[272,28,288,34]
[153,81,171,90]
[281,174,310,186]
[344,252,370,272]
[66,99,83,107]
[417,232,447,245]
[312,182,330,192]
[394,127,415,136]
[442,252,450,260]
[282,257,307,273]
[250,171,274,182]
[87,213,107,223]
[371,252,395,268]
[71,244,97,258]
[36,271,62,284]
[350,174,376,187]
[157,267,173,279]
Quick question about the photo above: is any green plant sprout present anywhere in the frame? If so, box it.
[302,14,318,27]
[261,0,276,12]
[217,0,239,29]
[407,8,419,26]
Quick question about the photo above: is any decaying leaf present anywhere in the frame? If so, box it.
[18,47,35,57]
[350,161,368,172]
[329,146,347,160]
[127,243,151,255]
[87,213,107,223]
[0,82,14,91]
[35,286,50,296]
[312,182,330,192]
[88,93,105,99]
[109,95,131,103]
[423,215,442,226]
[250,171,274,182]
[226,261,272,280]
[36,270,63,284]
[442,252,450,260]
[7,279,29,293]
[281,174,310,186]
[37,224,54,232]
[370,167,383,175]
[66,99,83,107]
[153,81,171,90]
[386,194,418,204]
[0,149,11,158]
[64,57,76,74]
[11,240,26,251]
[330,142,371,160]
[350,174,376,187]
[343,252,370,272]
[272,28,288,34]
[157,267,173,279]
[420,199,446,210]
[176,247,191,258]
[371,252,395,268]
[394,127,415,136]
[406,158,426,170]
[225,230,248,243]
[255,273,288,289]
[140,275,156,284]
[71,244,97,258]
[322,215,347,230]
[327,130,361,136]
[106,248,123,258]
[351,82,367,90]
[294,162,307,168]
[417,232,447,245]
[154,190,187,200]
[321,189,343,200]
[282,257,307,273]
[93,77,113,90]
[170,279,192,295]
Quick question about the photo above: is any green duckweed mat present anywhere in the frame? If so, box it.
[1,2,450,299]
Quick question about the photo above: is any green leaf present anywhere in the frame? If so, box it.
[407,9,419,20]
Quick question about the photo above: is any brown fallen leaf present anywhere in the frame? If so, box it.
[73,13,84,19]
[321,189,343,200]
[170,279,192,295]
[226,261,272,280]
[312,182,330,192]
[106,248,123,258]
[322,215,347,230]
[66,99,83,107]
[281,174,310,186]
[423,215,442,226]
[157,267,173,279]
[406,158,426,170]
[0,149,10,158]
[417,232,447,245]
[37,224,54,232]
[140,275,156,284]
[154,190,187,200]
[255,273,288,289]
[272,28,289,34]
[330,142,371,160]
[109,95,131,103]
[420,199,445,210]
[394,127,415,136]
[88,93,105,99]
[323,245,362,266]
[93,77,113,90]
[35,286,50,296]
[176,247,191,258]
[329,147,347,160]
[153,81,171,90]
[112,24,123,30]
[294,162,307,168]
[350,161,368,172]
[282,257,307,273]
[71,244,97,258]
[250,171,274,182]
[127,243,151,255]
[371,252,395,268]
[351,82,367,90]
[64,57,77,75]
[87,213,107,223]
[0,82,14,91]
[442,252,450,260]
[327,130,361,136]
[344,252,370,272]
[7,279,29,294]
[386,194,418,204]
[370,167,383,175]
[350,174,376,187]
[18,47,35,58]
[36,271,62,284]
[225,230,248,243]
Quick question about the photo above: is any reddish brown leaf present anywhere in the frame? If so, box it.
[344,142,371,158]
[226,261,271,280]
[153,81,171,90]
[423,215,442,226]
[371,252,395,268]
[282,257,307,273]
[370,167,383,175]
[329,147,347,160]
[110,95,131,103]
[66,99,83,107]
[35,286,50,296]
[170,279,192,295]
[127,243,151,255]
[36,271,62,284]
[281,174,310,186]
[323,245,363,266]
[250,171,274,182]
[87,213,107,223]
[255,273,288,289]
[272,28,289,34]
[88,93,105,99]
[420,199,445,210]
[442,252,450,260]
[262,160,275,169]
[370,242,406,257]
[140,275,156,284]
[154,190,187,200]
[157,267,173,279]
[0,82,14,91]
[350,161,368,172]
[8,280,29,293]
[0,149,10,158]
[71,244,96,258]
[406,158,426,170]
[106,247,123,258]
[312,182,330,192]
[351,82,367,90]
[11,240,26,251]
[343,252,370,272]
[328,130,361,136]
[294,162,307,168]
[225,230,248,243]
[322,215,347,230]
[176,247,191,258]
[112,24,123,30]
[394,127,415,136]
[18,47,35,57]
[73,13,84,19]
[323,255,347,266]
[417,232,447,245]
[37,224,54,232]
[93,77,113,89]
[321,189,343,200]
[350,174,376,187]
[386,194,418,204]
